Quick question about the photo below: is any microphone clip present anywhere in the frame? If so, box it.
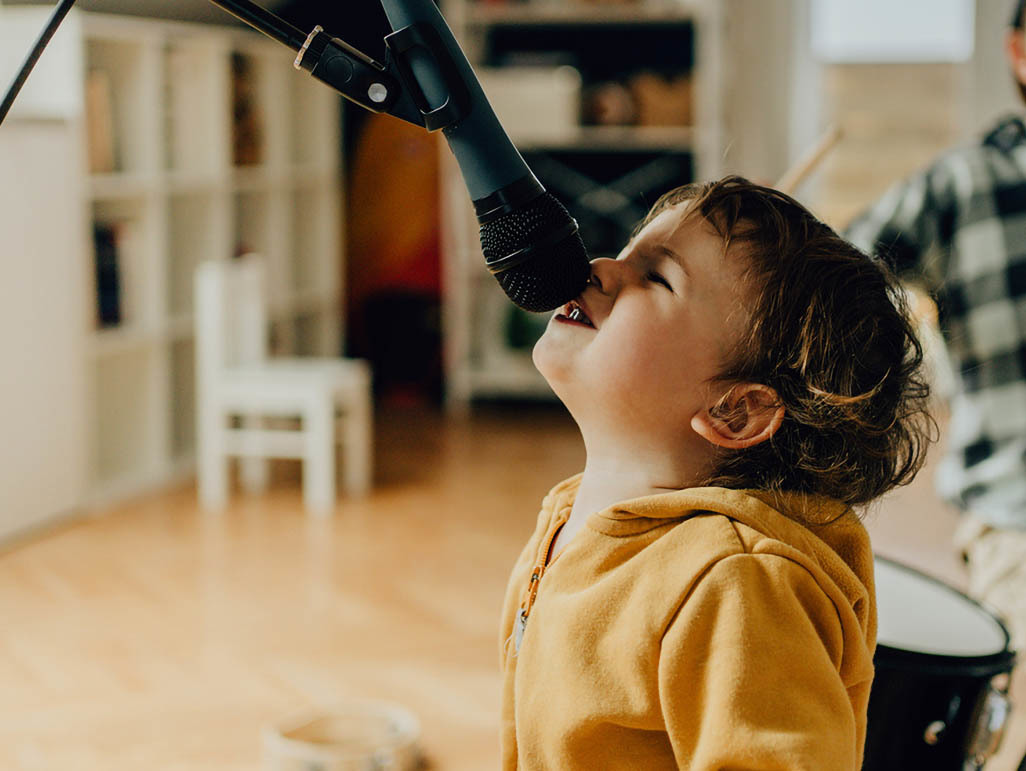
[293,22,470,133]
[384,23,471,132]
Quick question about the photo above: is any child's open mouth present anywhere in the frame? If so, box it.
[555,300,595,328]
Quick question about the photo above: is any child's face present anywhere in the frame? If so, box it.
[533,203,753,442]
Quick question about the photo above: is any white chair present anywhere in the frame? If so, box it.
[194,255,372,515]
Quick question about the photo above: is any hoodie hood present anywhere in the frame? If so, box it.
[543,474,875,646]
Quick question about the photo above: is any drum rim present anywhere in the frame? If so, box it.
[875,555,1013,661]
[874,642,1016,677]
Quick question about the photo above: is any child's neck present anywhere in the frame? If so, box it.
[549,447,711,563]
[572,461,684,522]
[571,430,715,519]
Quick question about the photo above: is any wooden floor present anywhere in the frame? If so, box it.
[2,403,1025,770]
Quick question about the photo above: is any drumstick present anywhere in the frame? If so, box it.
[774,124,843,195]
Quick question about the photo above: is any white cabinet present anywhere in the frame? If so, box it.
[0,117,88,541]
[438,0,725,406]
[0,8,345,530]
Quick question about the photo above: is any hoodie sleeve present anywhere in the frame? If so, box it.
[658,552,869,771]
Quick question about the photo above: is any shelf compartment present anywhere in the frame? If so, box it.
[466,1,699,26]
[165,170,226,195]
[84,36,156,176]
[165,313,194,341]
[289,287,340,313]
[90,347,163,485]
[90,325,158,357]
[289,72,340,168]
[167,191,229,317]
[465,279,552,399]
[289,182,339,294]
[229,47,290,169]
[91,196,162,332]
[483,16,694,79]
[233,190,273,258]
[515,125,695,152]
[523,147,693,259]
[471,276,543,359]
[232,166,275,192]
[88,172,159,200]
[163,37,230,175]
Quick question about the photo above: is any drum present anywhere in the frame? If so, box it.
[863,557,1016,770]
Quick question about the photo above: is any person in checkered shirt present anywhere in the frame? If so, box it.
[846,0,1026,649]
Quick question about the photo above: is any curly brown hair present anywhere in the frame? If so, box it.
[638,176,937,509]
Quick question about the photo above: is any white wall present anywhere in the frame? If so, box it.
[720,0,823,184]
[969,0,1024,135]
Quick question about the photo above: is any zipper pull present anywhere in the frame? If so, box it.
[514,609,528,655]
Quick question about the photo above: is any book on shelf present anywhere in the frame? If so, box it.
[85,69,116,174]
[93,223,121,328]
[231,54,264,166]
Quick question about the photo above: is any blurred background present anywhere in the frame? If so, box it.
[1,0,1023,768]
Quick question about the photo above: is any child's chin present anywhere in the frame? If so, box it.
[532,337,566,387]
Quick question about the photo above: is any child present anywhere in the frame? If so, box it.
[499,176,934,770]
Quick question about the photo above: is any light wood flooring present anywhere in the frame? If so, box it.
[2,403,1025,770]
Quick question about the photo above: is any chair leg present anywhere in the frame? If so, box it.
[239,414,269,494]
[342,391,373,497]
[303,395,336,516]
[197,407,229,510]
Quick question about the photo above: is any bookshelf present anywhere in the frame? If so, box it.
[438,0,725,406]
[0,7,345,521]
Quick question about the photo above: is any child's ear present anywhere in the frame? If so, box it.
[1006,29,1026,86]
[691,384,785,449]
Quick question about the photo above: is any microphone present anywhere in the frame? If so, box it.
[377,0,591,313]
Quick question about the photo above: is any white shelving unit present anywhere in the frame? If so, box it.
[0,8,345,519]
[439,0,724,406]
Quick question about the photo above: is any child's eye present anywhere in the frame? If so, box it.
[647,272,673,291]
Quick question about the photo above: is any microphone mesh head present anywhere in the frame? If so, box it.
[479,192,591,313]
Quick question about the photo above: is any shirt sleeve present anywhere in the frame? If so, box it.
[658,553,869,771]
[844,162,956,284]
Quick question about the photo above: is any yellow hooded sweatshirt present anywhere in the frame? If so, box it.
[500,475,876,770]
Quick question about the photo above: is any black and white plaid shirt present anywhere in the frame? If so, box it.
[846,114,1026,528]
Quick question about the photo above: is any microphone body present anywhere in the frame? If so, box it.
[379,0,591,312]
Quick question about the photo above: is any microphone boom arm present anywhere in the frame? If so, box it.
[208,0,468,132]
[205,0,307,50]
[1,0,472,136]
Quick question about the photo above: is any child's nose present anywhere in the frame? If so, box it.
[589,257,626,293]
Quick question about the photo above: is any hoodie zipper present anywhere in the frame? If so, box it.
[513,510,570,655]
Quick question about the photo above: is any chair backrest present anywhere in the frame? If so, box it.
[194,255,268,384]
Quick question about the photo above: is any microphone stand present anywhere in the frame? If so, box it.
[1,0,468,133]
[205,0,308,51]
[0,0,77,125]
[207,0,421,121]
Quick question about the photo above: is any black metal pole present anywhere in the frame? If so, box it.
[206,0,309,52]
[1,0,312,128]
[0,0,79,127]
